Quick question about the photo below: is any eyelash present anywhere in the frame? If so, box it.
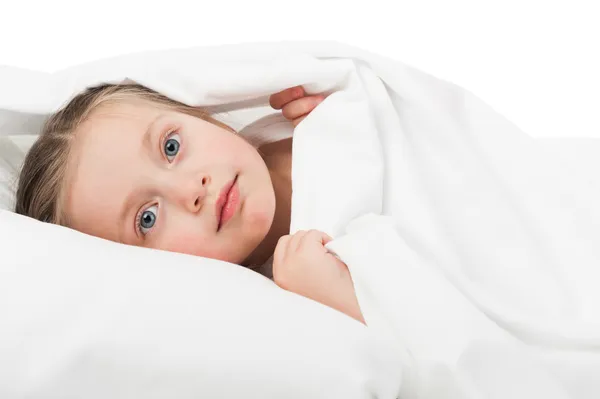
[135,205,153,237]
[161,128,181,162]
[134,127,181,237]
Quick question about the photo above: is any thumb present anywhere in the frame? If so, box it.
[321,232,334,245]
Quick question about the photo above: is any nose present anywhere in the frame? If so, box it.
[165,172,211,213]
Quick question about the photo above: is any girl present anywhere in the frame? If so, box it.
[15,83,365,323]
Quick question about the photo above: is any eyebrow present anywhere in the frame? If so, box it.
[142,114,162,154]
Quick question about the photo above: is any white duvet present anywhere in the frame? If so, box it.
[1,41,600,398]
[281,44,600,398]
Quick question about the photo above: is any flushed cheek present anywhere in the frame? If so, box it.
[210,138,256,166]
[245,196,274,232]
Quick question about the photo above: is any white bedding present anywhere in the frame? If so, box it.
[294,50,600,398]
[1,41,600,398]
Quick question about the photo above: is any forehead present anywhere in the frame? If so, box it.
[81,101,161,143]
[64,101,161,240]
[73,101,162,174]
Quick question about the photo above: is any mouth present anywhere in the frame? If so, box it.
[216,174,239,231]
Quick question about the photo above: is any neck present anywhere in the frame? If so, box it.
[241,138,292,269]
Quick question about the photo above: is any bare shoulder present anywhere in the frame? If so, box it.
[259,138,293,172]
[259,137,292,158]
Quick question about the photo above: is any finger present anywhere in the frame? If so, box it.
[326,253,351,278]
[269,86,305,110]
[281,95,324,121]
[292,115,307,127]
[321,233,334,245]
[288,230,307,254]
[273,235,292,266]
[300,229,330,250]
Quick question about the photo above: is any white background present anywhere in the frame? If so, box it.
[1,0,598,139]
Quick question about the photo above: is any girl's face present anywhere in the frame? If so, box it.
[65,101,276,265]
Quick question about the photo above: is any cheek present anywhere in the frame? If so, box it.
[207,134,257,165]
[157,226,223,260]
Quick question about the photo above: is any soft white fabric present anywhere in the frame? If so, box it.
[292,53,600,398]
[0,211,403,399]
[1,40,600,399]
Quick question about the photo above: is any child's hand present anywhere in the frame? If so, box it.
[269,86,326,127]
[273,230,365,324]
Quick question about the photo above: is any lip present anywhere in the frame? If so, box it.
[215,174,239,231]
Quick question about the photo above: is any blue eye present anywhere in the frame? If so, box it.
[137,204,158,235]
[164,133,180,162]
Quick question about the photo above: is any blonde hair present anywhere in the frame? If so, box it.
[15,83,235,226]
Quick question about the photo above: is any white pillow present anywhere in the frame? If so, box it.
[0,210,403,398]
[0,140,16,210]
[0,135,41,211]
[0,105,47,210]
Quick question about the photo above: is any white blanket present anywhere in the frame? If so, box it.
[291,47,600,399]
[2,41,600,398]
